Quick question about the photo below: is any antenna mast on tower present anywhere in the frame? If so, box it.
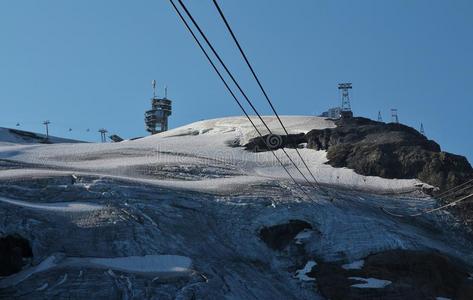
[152,80,157,99]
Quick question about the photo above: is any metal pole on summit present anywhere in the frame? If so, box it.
[43,120,50,139]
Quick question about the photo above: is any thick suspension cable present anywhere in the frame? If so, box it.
[382,192,473,218]
[175,0,318,192]
[168,0,313,200]
[382,179,473,218]
[210,0,324,191]
[435,178,473,200]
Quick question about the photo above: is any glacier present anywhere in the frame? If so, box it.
[0,116,471,299]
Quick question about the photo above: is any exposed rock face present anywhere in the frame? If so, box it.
[0,234,33,276]
[244,117,473,191]
[438,184,473,231]
[259,220,312,250]
[306,118,473,191]
[244,133,306,152]
[313,250,473,300]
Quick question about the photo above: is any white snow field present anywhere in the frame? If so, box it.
[0,116,471,299]
[0,116,427,193]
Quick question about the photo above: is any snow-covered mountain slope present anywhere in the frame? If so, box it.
[0,127,83,145]
[0,116,471,300]
[0,116,428,193]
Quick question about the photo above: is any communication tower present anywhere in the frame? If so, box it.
[338,83,353,118]
[145,80,172,134]
[420,123,425,136]
[391,109,399,123]
[98,128,108,143]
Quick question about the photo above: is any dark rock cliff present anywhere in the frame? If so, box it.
[306,117,472,191]
[244,117,472,191]
[313,249,473,300]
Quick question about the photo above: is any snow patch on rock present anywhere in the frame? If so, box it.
[349,277,391,289]
[294,229,313,244]
[342,260,365,270]
[294,261,317,281]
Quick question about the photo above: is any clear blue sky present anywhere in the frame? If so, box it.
[1,0,472,162]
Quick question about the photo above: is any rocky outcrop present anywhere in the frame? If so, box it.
[306,118,473,191]
[244,133,306,152]
[438,184,473,231]
[0,234,33,276]
[313,250,473,300]
[259,220,312,250]
[244,117,473,191]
